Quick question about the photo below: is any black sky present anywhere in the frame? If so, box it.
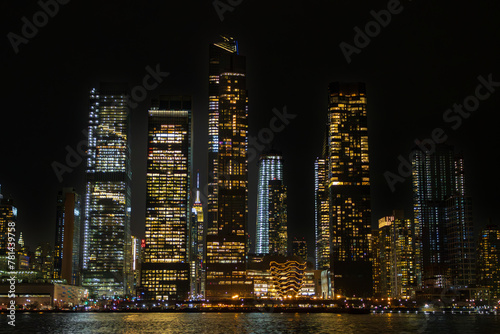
[1,0,499,256]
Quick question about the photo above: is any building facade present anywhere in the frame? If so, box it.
[256,152,284,254]
[141,96,192,301]
[82,83,132,298]
[314,157,330,270]
[477,225,500,302]
[412,145,475,289]
[268,179,288,256]
[205,36,252,299]
[54,188,81,285]
[327,82,372,298]
[0,187,17,257]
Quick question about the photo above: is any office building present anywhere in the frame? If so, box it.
[0,186,17,256]
[314,157,330,270]
[292,238,307,261]
[141,96,192,301]
[268,179,288,256]
[54,188,82,285]
[206,36,252,299]
[82,83,132,298]
[190,172,205,299]
[256,152,284,254]
[327,82,372,298]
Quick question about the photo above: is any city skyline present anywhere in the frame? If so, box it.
[1,2,499,260]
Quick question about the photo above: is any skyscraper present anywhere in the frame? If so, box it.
[373,211,416,299]
[268,179,288,256]
[256,152,284,254]
[412,144,475,289]
[190,172,205,298]
[54,187,82,285]
[206,36,252,299]
[327,82,372,298]
[314,157,330,270]
[0,186,17,257]
[83,83,132,298]
[141,96,192,301]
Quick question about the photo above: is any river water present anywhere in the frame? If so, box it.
[5,312,500,333]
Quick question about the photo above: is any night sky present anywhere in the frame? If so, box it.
[1,0,499,256]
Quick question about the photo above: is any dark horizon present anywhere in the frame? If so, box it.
[1,0,499,256]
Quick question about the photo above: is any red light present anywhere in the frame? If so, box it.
[141,239,146,248]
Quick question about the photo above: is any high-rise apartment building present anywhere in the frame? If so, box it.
[141,96,192,301]
[412,145,475,289]
[292,238,307,261]
[477,225,500,301]
[327,82,372,298]
[83,83,132,298]
[373,211,417,299]
[54,188,82,285]
[256,152,284,254]
[205,36,252,299]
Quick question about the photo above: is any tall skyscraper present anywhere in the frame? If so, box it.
[256,152,284,254]
[412,144,475,289]
[141,95,192,301]
[83,83,132,298]
[314,157,330,270]
[54,188,82,285]
[268,179,288,256]
[0,186,17,257]
[327,82,372,298]
[206,36,252,299]
[190,172,205,298]
[477,225,500,301]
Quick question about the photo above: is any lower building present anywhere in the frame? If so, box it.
[477,225,500,302]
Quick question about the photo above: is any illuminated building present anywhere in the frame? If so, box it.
[477,225,500,301]
[314,157,330,270]
[205,36,252,299]
[327,82,372,298]
[82,83,132,298]
[256,152,283,254]
[141,96,192,301]
[32,243,54,280]
[131,236,141,295]
[190,172,205,298]
[0,186,17,256]
[54,188,81,285]
[373,211,416,299]
[292,238,307,261]
[412,145,475,289]
[268,179,288,256]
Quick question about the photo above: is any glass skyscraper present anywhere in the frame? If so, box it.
[268,179,288,256]
[141,96,192,301]
[327,82,372,298]
[412,144,475,289]
[256,152,283,254]
[314,157,330,270]
[54,187,81,285]
[190,172,205,299]
[82,83,132,298]
[206,36,252,299]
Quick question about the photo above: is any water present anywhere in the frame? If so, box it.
[5,312,500,334]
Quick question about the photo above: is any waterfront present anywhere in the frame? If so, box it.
[4,312,500,334]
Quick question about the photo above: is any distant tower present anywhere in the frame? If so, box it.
[191,172,205,298]
[0,186,17,256]
[54,188,82,285]
[256,152,284,254]
[268,179,288,256]
[314,156,330,270]
[292,238,307,261]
